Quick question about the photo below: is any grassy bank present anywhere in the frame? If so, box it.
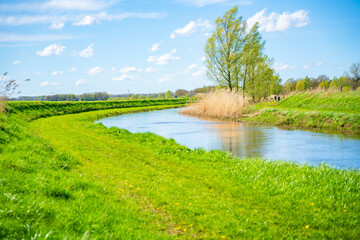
[1,101,359,239]
[6,98,189,121]
[245,91,360,134]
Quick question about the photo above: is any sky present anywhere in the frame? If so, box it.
[1,0,360,97]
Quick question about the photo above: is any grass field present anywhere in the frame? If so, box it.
[1,100,360,239]
[245,91,360,134]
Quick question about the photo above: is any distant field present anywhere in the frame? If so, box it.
[7,98,189,121]
[1,99,359,239]
[246,91,360,134]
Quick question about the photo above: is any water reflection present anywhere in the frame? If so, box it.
[209,122,266,158]
[97,108,360,169]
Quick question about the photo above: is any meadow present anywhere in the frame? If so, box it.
[246,91,360,134]
[1,99,359,239]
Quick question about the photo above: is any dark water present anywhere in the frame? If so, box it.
[97,108,360,169]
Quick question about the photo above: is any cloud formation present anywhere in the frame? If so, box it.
[119,67,142,73]
[158,75,172,83]
[112,74,135,81]
[150,41,162,52]
[49,22,64,29]
[40,81,61,87]
[42,0,110,12]
[75,79,89,86]
[145,67,159,73]
[52,70,63,76]
[180,63,198,74]
[73,15,97,26]
[88,66,103,75]
[179,0,252,7]
[247,9,310,32]
[78,43,94,58]
[13,60,20,64]
[36,43,66,56]
[170,19,211,39]
[273,62,298,71]
[147,49,180,65]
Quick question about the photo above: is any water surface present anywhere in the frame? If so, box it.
[97,108,360,169]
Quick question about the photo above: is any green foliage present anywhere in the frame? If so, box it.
[146,94,152,99]
[330,76,352,89]
[130,94,136,100]
[175,89,188,97]
[296,79,306,91]
[284,78,297,93]
[318,80,330,91]
[157,93,164,99]
[165,90,173,99]
[205,6,246,91]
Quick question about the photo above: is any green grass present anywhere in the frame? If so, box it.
[7,98,190,121]
[1,100,359,239]
[245,91,360,134]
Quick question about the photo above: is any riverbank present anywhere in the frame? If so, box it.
[182,91,360,135]
[1,100,359,239]
[244,91,360,135]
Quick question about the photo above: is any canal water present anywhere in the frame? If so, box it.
[97,108,360,169]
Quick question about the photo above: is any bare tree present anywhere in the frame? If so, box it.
[1,72,26,112]
[349,62,360,88]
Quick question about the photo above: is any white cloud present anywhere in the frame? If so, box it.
[170,19,212,39]
[42,0,110,11]
[75,79,89,86]
[303,62,311,69]
[0,33,74,42]
[13,60,20,64]
[273,62,297,71]
[52,70,63,76]
[150,41,162,52]
[147,49,180,65]
[88,66,103,75]
[247,9,310,32]
[40,81,61,87]
[36,43,66,56]
[119,67,142,73]
[145,67,158,73]
[180,63,198,74]
[316,61,323,66]
[0,11,165,27]
[158,75,172,83]
[179,0,252,7]
[73,15,97,26]
[78,43,94,58]
[69,67,76,72]
[199,56,206,62]
[49,22,64,29]
[112,74,135,81]
[192,67,206,77]
[112,67,116,72]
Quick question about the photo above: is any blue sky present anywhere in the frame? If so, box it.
[1,0,359,96]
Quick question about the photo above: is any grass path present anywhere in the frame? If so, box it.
[24,105,360,239]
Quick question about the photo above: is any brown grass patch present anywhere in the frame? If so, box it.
[180,90,251,119]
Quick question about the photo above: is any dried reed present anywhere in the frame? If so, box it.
[180,90,250,119]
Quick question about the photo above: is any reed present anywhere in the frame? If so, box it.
[181,90,250,119]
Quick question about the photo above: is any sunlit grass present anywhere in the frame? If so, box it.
[246,91,360,134]
[1,100,359,238]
